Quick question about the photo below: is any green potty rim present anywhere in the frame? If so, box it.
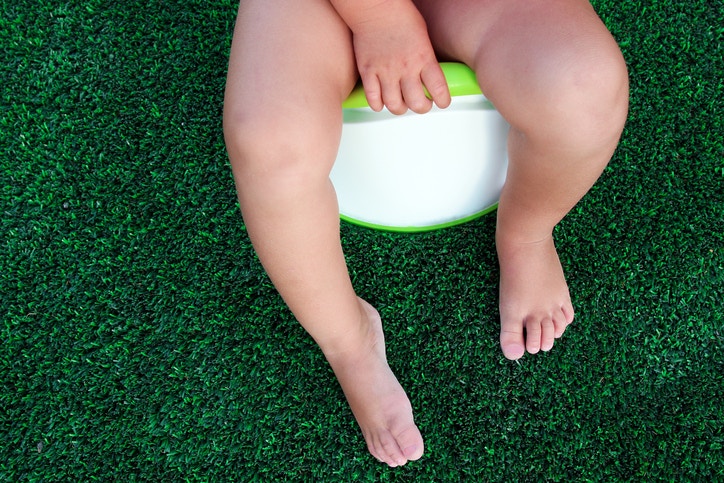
[342,62,482,109]
[340,203,498,233]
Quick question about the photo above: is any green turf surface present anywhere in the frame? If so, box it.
[2,0,723,480]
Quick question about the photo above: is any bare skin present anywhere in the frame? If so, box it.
[413,0,629,359]
[324,298,424,466]
[224,0,425,467]
[224,0,628,466]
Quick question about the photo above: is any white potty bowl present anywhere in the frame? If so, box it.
[330,63,509,232]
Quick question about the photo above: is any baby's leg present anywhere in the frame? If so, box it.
[224,0,423,466]
[416,0,629,359]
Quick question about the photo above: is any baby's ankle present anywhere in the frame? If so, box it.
[496,229,555,258]
[320,298,381,361]
[496,218,554,246]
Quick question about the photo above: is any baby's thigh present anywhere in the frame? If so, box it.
[416,0,627,128]
[416,0,617,63]
[225,0,357,129]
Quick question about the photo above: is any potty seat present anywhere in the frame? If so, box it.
[330,62,509,232]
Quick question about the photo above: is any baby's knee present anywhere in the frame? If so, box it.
[561,40,629,126]
[486,33,629,143]
[223,108,339,187]
[223,110,286,174]
[538,38,629,143]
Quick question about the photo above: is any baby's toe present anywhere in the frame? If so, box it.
[525,319,542,354]
[395,425,424,462]
[540,317,556,351]
[500,322,526,360]
[376,432,406,467]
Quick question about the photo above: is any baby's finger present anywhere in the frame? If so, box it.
[401,76,433,114]
[421,63,451,109]
[379,77,407,115]
[361,73,384,112]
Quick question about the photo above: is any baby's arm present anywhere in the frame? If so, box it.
[329,0,450,114]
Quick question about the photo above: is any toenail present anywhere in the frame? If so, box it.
[403,445,419,458]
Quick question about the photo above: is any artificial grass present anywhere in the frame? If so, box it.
[1,0,723,480]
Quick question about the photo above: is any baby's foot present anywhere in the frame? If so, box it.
[323,299,424,467]
[497,234,575,360]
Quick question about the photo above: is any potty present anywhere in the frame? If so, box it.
[330,62,509,232]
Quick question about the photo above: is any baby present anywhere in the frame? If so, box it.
[223,0,628,467]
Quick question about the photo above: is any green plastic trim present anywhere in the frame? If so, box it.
[342,62,482,109]
[340,203,498,233]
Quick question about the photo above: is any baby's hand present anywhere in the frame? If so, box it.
[343,0,451,114]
